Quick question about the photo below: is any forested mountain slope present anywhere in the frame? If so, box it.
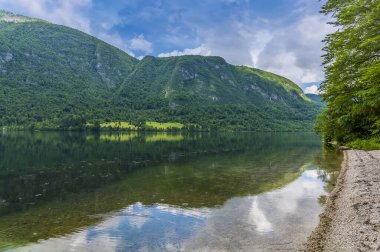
[306,94,323,104]
[0,10,322,131]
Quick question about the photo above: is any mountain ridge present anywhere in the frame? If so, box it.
[0,10,322,131]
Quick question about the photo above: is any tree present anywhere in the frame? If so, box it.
[316,0,380,143]
[59,114,86,130]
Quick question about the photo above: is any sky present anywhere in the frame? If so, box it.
[0,0,333,93]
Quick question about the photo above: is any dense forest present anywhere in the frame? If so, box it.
[316,0,380,149]
[0,10,323,132]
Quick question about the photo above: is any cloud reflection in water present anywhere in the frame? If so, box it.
[13,169,325,252]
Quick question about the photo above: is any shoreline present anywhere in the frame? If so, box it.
[303,149,380,251]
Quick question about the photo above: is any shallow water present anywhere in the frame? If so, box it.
[0,132,342,251]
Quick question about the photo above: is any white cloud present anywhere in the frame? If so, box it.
[304,85,320,94]
[0,1,333,84]
[254,15,334,84]
[0,0,92,33]
[158,44,211,57]
[168,12,331,84]
[249,30,273,67]
[129,34,153,54]
[0,1,154,56]
[171,3,332,85]
[98,33,154,57]
[201,20,273,67]
[97,32,135,57]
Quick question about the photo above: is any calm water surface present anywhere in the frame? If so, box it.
[0,132,342,251]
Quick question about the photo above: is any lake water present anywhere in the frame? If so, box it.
[0,132,342,251]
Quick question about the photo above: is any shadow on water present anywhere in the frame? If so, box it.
[0,132,342,251]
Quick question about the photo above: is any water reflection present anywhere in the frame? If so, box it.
[0,132,341,251]
[10,169,327,252]
[184,169,326,251]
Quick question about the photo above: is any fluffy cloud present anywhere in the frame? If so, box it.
[304,85,320,94]
[97,33,153,57]
[255,15,334,84]
[0,0,92,33]
[129,34,153,54]
[0,0,333,84]
[158,44,211,57]
[185,14,332,84]
[158,2,332,84]
[0,0,153,56]
[97,32,135,57]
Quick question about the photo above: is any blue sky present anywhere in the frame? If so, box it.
[0,0,333,92]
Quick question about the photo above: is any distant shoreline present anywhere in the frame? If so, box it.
[1,126,318,133]
[303,149,380,251]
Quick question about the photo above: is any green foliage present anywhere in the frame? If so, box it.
[59,114,86,130]
[317,0,380,144]
[88,121,197,132]
[113,55,322,131]
[347,136,380,150]
[0,10,323,132]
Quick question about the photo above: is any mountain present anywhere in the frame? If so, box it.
[306,94,323,104]
[0,10,322,131]
[0,10,137,126]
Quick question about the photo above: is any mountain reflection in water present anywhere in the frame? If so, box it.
[0,132,342,251]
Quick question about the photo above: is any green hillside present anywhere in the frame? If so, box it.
[306,94,323,104]
[0,10,322,131]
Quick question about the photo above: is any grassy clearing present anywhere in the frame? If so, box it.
[145,122,184,130]
[88,121,188,132]
[100,122,138,130]
[347,136,380,150]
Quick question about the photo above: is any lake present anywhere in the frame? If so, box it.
[0,131,342,251]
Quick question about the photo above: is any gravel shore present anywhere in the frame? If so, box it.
[303,150,380,251]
